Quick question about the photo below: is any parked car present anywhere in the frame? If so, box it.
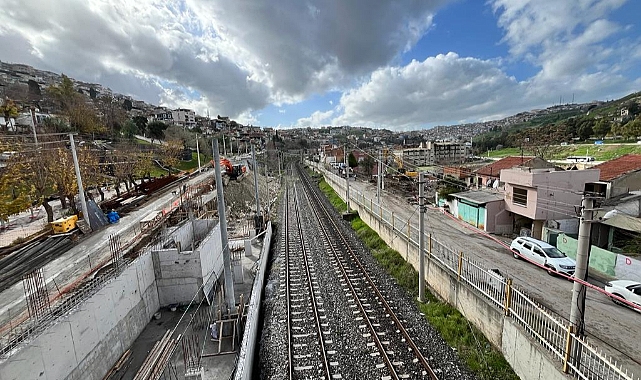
[510,237,576,276]
[604,280,641,311]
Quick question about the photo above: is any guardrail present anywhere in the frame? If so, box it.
[316,163,637,380]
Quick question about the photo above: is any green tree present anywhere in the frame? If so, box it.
[147,121,169,144]
[132,116,148,136]
[593,119,611,139]
[48,75,103,133]
[121,120,138,138]
[624,117,641,140]
[348,152,358,168]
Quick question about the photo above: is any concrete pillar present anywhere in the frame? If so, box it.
[532,220,544,240]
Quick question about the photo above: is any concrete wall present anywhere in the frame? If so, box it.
[0,254,159,380]
[153,248,203,306]
[153,221,224,306]
[557,233,617,276]
[199,223,223,299]
[502,320,570,380]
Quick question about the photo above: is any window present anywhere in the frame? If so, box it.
[513,187,528,207]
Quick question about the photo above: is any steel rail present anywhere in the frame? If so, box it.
[298,164,440,380]
[285,185,333,380]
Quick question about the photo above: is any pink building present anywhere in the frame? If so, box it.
[501,167,600,239]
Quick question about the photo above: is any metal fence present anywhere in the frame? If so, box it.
[319,165,637,380]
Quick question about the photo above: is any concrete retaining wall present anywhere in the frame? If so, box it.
[153,221,224,307]
[319,166,570,380]
[0,254,159,380]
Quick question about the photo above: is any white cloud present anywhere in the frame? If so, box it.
[297,110,335,127]
[333,53,527,129]
[0,0,451,121]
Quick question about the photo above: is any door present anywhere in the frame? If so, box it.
[532,245,547,266]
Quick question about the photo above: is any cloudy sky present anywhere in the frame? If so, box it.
[1,0,640,130]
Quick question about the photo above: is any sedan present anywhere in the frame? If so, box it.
[604,280,641,311]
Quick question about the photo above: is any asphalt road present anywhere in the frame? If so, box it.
[339,174,641,377]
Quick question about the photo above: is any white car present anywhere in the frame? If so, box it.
[604,280,641,310]
[510,237,576,276]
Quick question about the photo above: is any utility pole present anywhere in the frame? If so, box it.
[195,134,201,173]
[278,151,282,185]
[345,147,350,212]
[377,150,381,205]
[252,145,261,233]
[69,134,90,228]
[570,196,595,336]
[222,134,226,156]
[213,140,235,311]
[418,172,426,302]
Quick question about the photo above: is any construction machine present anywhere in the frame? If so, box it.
[213,157,247,180]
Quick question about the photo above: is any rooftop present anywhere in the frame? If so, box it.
[452,190,504,205]
[592,154,641,181]
[474,156,535,177]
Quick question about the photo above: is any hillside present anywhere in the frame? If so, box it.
[473,91,641,156]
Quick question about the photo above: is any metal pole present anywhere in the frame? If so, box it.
[69,134,90,228]
[195,134,201,173]
[418,172,425,302]
[278,151,282,185]
[345,147,350,212]
[252,145,261,225]
[377,150,381,204]
[570,196,594,336]
[30,106,38,146]
[213,140,235,310]
[222,134,226,156]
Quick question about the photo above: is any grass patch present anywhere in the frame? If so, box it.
[176,152,208,171]
[317,178,518,380]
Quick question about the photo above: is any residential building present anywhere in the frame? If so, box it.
[474,156,555,187]
[172,108,196,129]
[449,190,511,234]
[500,167,600,239]
[426,141,467,164]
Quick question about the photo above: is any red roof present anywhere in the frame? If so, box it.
[474,156,535,177]
[593,154,641,181]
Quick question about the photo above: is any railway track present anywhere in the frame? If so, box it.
[283,184,336,379]
[294,164,439,380]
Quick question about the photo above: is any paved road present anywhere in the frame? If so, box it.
[334,173,641,377]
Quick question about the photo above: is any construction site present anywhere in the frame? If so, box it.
[0,151,279,380]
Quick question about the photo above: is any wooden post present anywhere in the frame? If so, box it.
[504,278,513,316]
[392,212,395,231]
[457,251,463,281]
[563,325,574,373]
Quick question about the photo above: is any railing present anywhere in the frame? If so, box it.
[316,163,637,380]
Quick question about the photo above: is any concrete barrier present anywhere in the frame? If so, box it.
[0,254,159,380]
[235,222,273,380]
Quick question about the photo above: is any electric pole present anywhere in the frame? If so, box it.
[345,147,350,212]
[418,172,426,302]
[69,134,90,229]
[252,145,261,233]
[195,134,201,173]
[213,140,235,311]
[377,150,381,205]
[570,196,595,336]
